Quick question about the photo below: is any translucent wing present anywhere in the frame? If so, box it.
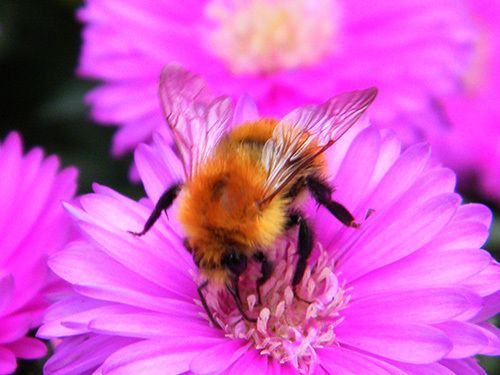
[260,87,378,205]
[159,65,233,179]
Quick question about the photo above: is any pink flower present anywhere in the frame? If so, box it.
[40,68,499,374]
[432,0,500,202]
[0,132,78,374]
[78,0,473,157]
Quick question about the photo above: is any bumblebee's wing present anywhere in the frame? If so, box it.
[159,65,233,179]
[260,87,378,205]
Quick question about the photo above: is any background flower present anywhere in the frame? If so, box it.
[432,0,500,203]
[78,0,474,157]
[39,90,499,373]
[0,132,78,374]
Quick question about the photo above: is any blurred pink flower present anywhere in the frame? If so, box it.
[432,0,500,203]
[78,0,473,157]
[0,132,78,374]
[40,71,499,374]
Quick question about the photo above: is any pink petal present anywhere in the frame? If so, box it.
[471,291,500,322]
[339,193,460,281]
[88,312,219,339]
[0,313,30,343]
[135,141,183,203]
[315,127,381,245]
[331,127,381,208]
[0,347,16,375]
[434,321,489,358]
[45,335,137,375]
[351,249,491,297]
[82,187,190,268]
[477,323,500,356]
[232,95,260,126]
[48,242,189,302]
[1,155,59,260]
[326,118,371,179]
[362,143,431,210]
[190,340,250,375]
[336,323,452,364]
[78,191,189,267]
[86,82,159,123]
[318,346,407,374]
[5,259,49,316]
[343,288,482,325]
[461,262,500,297]
[5,337,47,359]
[366,130,402,191]
[47,244,199,318]
[112,113,165,156]
[38,304,141,339]
[0,274,14,314]
[454,204,492,228]
[388,361,455,375]
[84,222,194,296]
[223,348,269,375]
[440,358,486,374]
[42,295,110,323]
[421,204,491,252]
[102,337,225,375]
[70,284,196,318]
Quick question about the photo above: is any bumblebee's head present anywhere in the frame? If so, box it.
[188,239,249,283]
[221,250,248,277]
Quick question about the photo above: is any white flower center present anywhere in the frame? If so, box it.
[205,0,339,74]
[198,242,350,373]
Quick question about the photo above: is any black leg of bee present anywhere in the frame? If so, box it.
[226,277,257,323]
[306,176,359,228]
[292,214,314,287]
[197,280,221,329]
[129,183,182,236]
[253,251,273,304]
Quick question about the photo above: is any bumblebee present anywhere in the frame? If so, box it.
[132,65,377,327]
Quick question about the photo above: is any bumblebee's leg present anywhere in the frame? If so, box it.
[197,280,221,329]
[226,277,257,323]
[306,176,359,227]
[291,213,314,288]
[253,251,273,305]
[130,183,182,236]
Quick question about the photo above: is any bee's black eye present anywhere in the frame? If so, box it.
[222,251,248,276]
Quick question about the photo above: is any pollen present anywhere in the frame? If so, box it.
[196,241,351,373]
[205,0,340,74]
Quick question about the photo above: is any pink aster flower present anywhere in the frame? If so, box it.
[78,0,473,157]
[40,68,499,374]
[431,0,500,203]
[0,132,78,374]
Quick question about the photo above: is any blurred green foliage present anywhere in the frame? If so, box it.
[0,0,141,199]
[0,0,498,374]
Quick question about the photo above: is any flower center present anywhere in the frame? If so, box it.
[199,242,350,373]
[205,0,339,74]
